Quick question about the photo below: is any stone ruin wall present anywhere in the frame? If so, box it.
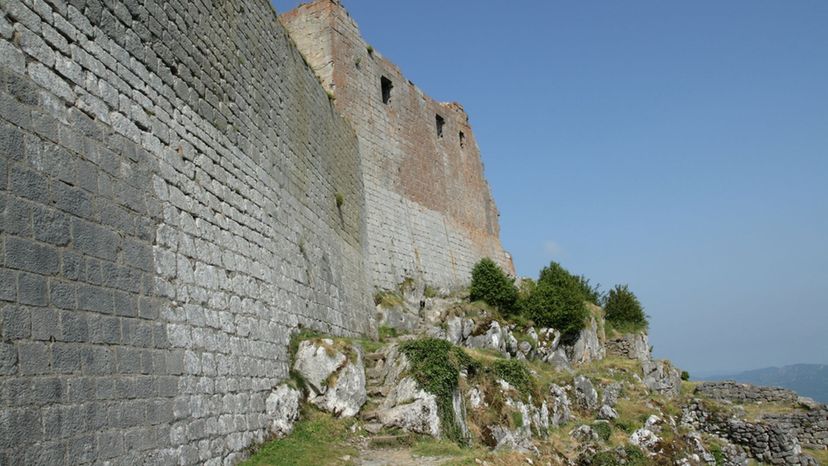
[0,0,373,463]
[281,0,514,291]
[695,382,828,451]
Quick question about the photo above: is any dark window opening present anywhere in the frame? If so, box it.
[459,131,466,148]
[381,76,393,104]
[436,114,445,138]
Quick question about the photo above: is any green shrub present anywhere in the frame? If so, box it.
[492,359,534,400]
[400,338,479,443]
[575,275,603,305]
[681,370,690,381]
[604,284,648,332]
[592,421,612,442]
[521,262,589,342]
[710,445,725,466]
[469,258,518,315]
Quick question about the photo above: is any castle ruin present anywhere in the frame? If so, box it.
[0,0,510,463]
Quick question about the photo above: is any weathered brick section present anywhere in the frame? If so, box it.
[1,0,371,464]
[282,0,514,290]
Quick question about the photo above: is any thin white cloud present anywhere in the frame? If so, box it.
[543,240,563,257]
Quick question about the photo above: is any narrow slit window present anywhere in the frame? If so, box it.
[459,131,466,148]
[381,76,393,104]
[436,114,445,138]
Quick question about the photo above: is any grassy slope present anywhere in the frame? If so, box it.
[241,408,358,466]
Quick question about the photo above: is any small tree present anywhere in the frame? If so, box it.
[522,262,589,342]
[470,258,518,315]
[604,284,648,332]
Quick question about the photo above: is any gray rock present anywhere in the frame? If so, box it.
[630,428,661,452]
[468,386,485,409]
[549,384,572,427]
[598,405,619,420]
[265,384,302,437]
[451,388,470,443]
[570,424,598,443]
[445,316,463,344]
[376,304,420,332]
[377,376,440,437]
[602,382,622,407]
[567,315,605,365]
[467,320,504,352]
[309,350,366,417]
[546,347,571,371]
[293,339,346,395]
[643,359,682,398]
[488,425,536,453]
[574,375,599,411]
[293,339,366,417]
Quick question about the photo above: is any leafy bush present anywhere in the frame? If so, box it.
[521,262,589,342]
[576,275,603,305]
[681,370,690,381]
[592,421,612,442]
[469,258,518,315]
[492,359,534,399]
[604,284,648,332]
[400,338,479,443]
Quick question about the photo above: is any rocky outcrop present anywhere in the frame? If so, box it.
[265,384,302,437]
[293,339,367,417]
[606,332,651,362]
[366,343,442,437]
[378,377,441,437]
[643,359,682,398]
[574,375,600,411]
[566,315,605,365]
[549,384,573,427]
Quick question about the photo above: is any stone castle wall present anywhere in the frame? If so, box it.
[0,0,372,464]
[281,0,514,290]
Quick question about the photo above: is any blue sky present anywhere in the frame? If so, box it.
[273,1,828,375]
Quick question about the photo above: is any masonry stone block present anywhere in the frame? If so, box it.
[30,306,61,340]
[2,196,32,237]
[72,218,120,260]
[5,236,59,275]
[1,304,30,340]
[0,342,16,374]
[9,166,49,203]
[52,180,95,219]
[49,279,76,309]
[17,271,47,306]
[51,342,82,372]
[77,283,112,313]
[0,268,16,301]
[18,341,49,374]
[60,309,89,341]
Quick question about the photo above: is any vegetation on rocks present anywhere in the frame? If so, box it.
[241,407,357,466]
[522,262,591,341]
[399,338,479,443]
[469,258,518,315]
[604,284,648,332]
[491,359,535,400]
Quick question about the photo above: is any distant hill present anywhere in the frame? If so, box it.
[700,364,828,403]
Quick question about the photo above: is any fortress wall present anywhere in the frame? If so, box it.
[282,0,514,290]
[0,0,370,464]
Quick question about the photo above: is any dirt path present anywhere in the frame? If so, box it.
[354,448,449,466]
